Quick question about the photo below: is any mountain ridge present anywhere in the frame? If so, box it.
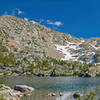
[0,15,100,77]
[0,15,100,64]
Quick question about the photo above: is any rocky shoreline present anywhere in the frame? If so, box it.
[0,84,34,100]
[0,84,97,100]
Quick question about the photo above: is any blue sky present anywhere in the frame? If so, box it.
[0,0,100,38]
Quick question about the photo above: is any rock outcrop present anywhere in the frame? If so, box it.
[0,84,34,100]
[0,15,100,77]
[14,85,34,93]
[0,15,100,64]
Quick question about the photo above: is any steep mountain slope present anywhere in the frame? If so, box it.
[0,15,100,65]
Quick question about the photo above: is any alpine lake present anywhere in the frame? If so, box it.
[2,76,100,100]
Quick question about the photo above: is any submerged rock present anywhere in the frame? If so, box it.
[73,92,82,99]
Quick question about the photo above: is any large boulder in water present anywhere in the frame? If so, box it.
[14,85,34,93]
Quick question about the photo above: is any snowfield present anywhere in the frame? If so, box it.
[55,41,97,63]
[56,42,81,61]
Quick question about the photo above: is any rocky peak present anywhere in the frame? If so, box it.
[0,15,100,64]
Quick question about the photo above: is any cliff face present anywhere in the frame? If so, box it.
[0,15,100,65]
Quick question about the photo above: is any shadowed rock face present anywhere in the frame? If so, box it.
[0,15,100,64]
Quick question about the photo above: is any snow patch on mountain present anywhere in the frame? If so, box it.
[56,45,75,60]
[56,42,81,61]
[55,41,97,63]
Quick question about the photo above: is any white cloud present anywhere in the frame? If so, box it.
[47,20,54,24]
[16,8,24,15]
[54,21,63,26]
[24,18,38,24]
[47,20,63,26]
[3,8,24,16]
[24,18,28,21]
[30,20,38,24]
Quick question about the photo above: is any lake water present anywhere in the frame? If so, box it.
[3,76,100,100]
